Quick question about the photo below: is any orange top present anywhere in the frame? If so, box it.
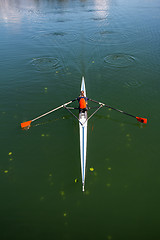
[79,98,86,109]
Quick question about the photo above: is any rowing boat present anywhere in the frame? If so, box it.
[21,77,147,191]
[79,77,87,192]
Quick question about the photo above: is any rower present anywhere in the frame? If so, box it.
[78,90,88,113]
[72,90,89,113]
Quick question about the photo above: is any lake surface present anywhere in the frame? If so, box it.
[0,0,160,239]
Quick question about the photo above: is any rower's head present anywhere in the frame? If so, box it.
[80,90,84,96]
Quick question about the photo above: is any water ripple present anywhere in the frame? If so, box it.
[47,32,67,37]
[104,53,136,68]
[86,30,125,45]
[31,57,60,72]
[43,30,79,44]
[91,17,107,21]
[86,29,136,46]
[124,79,143,88]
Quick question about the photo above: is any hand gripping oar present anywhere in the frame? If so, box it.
[21,100,73,129]
[89,99,147,124]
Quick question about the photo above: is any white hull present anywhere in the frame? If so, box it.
[79,77,87,191]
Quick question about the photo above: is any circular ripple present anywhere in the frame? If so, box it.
[46,32,66,37]
[104,53,136,68]
[100,30,114,35]
[87,30,118,45]
[31,57,60,72]
[86,29,136,46]
[124,79,143,88]
[92,17,107,21]
[44,30,79,44]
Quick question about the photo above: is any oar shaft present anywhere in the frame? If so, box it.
[105,105,135,119]
[89,99,136,119]
[32,100,72,122]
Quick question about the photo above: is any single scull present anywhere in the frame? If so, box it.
[79,77,87,191]
[20,77,147,191]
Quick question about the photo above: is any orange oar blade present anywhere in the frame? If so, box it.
[136,117,147,124]
[21,121,32,129]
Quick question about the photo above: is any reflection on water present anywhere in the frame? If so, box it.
[93,0,110,17]
[0,0,111,22]
[0,0,22,23]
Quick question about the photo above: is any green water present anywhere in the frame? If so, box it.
[0,0,160,239]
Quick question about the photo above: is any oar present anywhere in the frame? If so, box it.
[89,99,147,124]
[21,100,73,129]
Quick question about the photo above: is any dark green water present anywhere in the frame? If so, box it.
[0,0,160,239]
